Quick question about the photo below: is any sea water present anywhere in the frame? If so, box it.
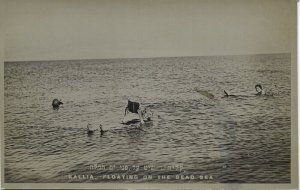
[4,54,291,183]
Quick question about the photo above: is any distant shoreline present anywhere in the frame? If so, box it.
[4,52,291,64]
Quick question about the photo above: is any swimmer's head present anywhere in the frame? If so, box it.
[255,84,262,92]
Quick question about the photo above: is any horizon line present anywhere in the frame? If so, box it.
[4,52,290,63]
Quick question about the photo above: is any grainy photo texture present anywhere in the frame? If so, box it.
[1,0,297,189]
[4,55,291,183]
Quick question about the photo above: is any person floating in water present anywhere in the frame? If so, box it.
[223,84,265,97]
[52,99,63,109]
[223,90,236,97]
[86,123,106,135]
[122,100,153,125]
[255,84,264,96]
[123,100,145,124]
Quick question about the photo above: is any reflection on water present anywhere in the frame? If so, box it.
[4,54,291,183]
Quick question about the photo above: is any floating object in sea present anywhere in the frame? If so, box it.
[123,100,145,124]
[223,90,237,97]
[99,124,107,135]
[86,123,98,135]
[52,99,63,109]
[87,123,106,135]
[255,84,263,96]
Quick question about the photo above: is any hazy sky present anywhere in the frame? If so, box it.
[4,0,295,61]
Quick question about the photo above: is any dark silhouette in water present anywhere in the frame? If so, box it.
[86,123,96,135]
[127,100,140,114]
[123,119,152,125]
[255,84,263,96]
[52,99,63,109]
[122,100,154,125]
[223,84,265,98]
[86,124,107,136]
[123,100,145,124]
[123,119,141,125]
[99,125,107,136]
[223,90,237,97]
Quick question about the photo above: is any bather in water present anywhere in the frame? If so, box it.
[52,99,63,109]
[255,84,264,96]
[86,123,106,135]
[223,90,236,97]
[223,84,266,98]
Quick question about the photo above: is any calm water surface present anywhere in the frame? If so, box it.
[4,54,291,183]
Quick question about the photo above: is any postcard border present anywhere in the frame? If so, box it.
[1,0,298,189]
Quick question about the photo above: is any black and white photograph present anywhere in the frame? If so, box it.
[1,0,298,189]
